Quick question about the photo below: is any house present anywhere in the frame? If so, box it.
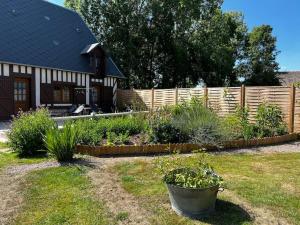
[277,71,300,86]
[0,0,124,120]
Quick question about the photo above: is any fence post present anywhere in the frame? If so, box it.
[204,86,208,108]
[175,87,178,105]
[151,88,155,110]
[289,85,295,133]
[240,85,245,108]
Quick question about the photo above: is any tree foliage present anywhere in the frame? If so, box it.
[64,0,280,88]
[237,25,280,85]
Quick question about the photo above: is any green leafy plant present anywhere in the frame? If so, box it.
[97,115,147,137]
[171,99,225,146]
[44,124,77,162]
[222,106,255,140]
[71,119,103,145]
[149,119,187,144]
[255,102,288,137]
[106,131,130,146]
[8,108,55,156]
[156,152,223,189]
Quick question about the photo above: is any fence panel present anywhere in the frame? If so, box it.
[294,88,300,132]
[153,89,176,108]
[117,86,298,133]
[245,86,290,124]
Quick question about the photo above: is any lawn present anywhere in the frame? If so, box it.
[0,142,8,149]
[15,166,111,225]
[114,152,300,225]
[0,152,49,170]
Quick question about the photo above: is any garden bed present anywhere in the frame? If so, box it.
[76,133,299,156]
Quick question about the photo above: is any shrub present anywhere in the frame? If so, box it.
[71,115,147,146]
[149,119,187,144]
[255,102,288,137]
[44,124,77,162]
[106,131,130,146]
[156,152,223,189]
[72,119,103,145]
[97,115,147,136]
[171,99,225,146]
[222,106,256,140]
[8,108,55,156]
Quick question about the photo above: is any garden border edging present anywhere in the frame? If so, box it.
[76,133,299,156]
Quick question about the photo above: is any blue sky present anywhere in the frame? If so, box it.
[50,0,300,71]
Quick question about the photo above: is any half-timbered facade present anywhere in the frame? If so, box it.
[0,0,124,120]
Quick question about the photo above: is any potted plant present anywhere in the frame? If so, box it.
[156,151,224,219]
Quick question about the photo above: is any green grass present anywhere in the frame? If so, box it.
[15,166,110,225]
[0,152,49,170]
[0,142,8,149]
[114,153,300,225]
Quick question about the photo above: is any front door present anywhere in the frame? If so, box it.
[14,78,31,114]
[91,86,101,106]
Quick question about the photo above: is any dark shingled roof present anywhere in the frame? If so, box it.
[0,0,124,78]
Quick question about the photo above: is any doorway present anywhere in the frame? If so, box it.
[14,78,31,114]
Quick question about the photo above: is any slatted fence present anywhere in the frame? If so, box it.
[117,86,300,133]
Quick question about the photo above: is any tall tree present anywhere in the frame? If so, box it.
[237,25,280,85]
[64,0,81,12]
[65,0,278,88]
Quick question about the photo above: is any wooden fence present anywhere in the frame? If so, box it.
[117,86,300,133]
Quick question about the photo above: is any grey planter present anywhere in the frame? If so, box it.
[166,183,221,219]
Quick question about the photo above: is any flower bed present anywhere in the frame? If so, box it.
[9,98,293,161]
[76,133,298,156]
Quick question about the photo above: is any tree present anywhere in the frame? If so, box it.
[64,0,81,12]
[237,25,280,85]
[65,0,278,88]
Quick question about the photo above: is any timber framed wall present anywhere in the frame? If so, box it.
[117,86,300,133]
[0,62,119,120]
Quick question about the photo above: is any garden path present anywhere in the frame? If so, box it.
[0,161,60,225]
[84,156,152,225]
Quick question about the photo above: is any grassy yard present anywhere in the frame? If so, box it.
[0,152,49,170]
[2,151,299,225]
[115,152,300,225]
[0,142,8,149]
[15,166,111,225]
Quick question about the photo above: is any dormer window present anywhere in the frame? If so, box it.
[81,43,106,78]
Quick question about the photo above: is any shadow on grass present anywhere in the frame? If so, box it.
[198,199,252,225]
[18,150,48,159]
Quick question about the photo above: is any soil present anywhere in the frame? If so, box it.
[83,156,152,225]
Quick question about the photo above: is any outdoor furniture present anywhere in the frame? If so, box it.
[66,105,77,116]
[91,104,102,114]
[49,108,68,117]
[72,105,85,116]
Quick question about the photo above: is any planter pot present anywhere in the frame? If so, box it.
[166,183,221,219]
